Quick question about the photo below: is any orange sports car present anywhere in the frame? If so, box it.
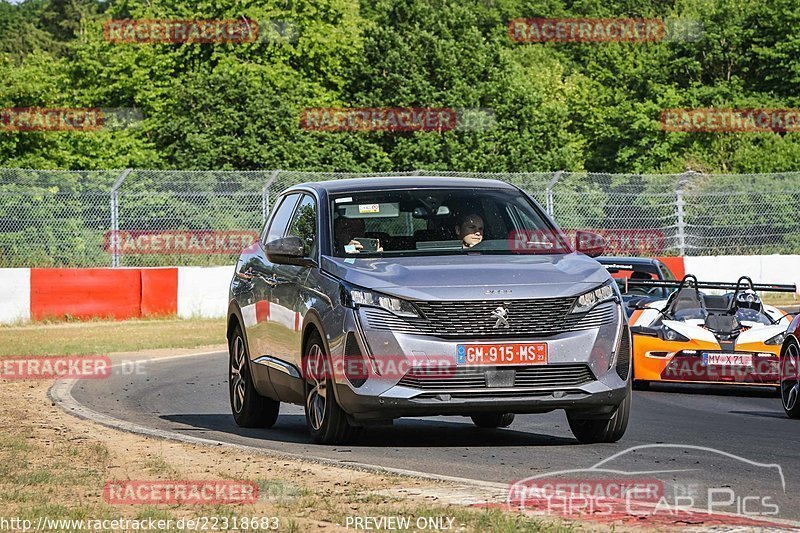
[628,275,795,390]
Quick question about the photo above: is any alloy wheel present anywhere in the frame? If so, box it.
[230,335,247,414]
[781,341,799,412]
[305,344,327,431]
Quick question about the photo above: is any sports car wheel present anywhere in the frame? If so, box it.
[780,337,800,419]
[229,325,280,428]
[470,413,515,428]
[304,332,361,444]
[567,382,631,444]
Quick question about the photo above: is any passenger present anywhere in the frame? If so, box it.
[333,216,383,254]
[454,213,484,248]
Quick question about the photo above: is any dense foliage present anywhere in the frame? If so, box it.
[2,0,800,173]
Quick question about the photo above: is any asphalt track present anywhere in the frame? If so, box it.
[71,350,800,524]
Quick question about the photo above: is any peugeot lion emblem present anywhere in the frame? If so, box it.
[491,304,509,328]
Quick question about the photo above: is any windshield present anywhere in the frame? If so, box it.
[602,262,673,299]
[329,188,565,257]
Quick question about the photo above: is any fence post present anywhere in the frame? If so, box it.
[261,186,269,225]
[110,168,132,267]
[546,170,564,217]
[262,170,281,224]
[674,171,696,257]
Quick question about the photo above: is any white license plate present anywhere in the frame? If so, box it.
[703,353,753,367]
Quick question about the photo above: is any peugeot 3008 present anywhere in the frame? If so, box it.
[227,177,631,444]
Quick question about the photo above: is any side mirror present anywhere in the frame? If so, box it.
[575,230,606,258]
[627,297,643,309]
[630,325,659,337]
[264,236,314,266]
[629,298,659,311]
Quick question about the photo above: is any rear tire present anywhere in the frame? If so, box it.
[567,383,631,444]
[780,338,800,419]
[304,331,361,444]
[470,413,515,428]
[229,325,280,428]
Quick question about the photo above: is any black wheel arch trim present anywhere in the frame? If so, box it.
[226,299,255,376]
[301,307,348,405]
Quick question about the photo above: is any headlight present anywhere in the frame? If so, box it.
[660,325,690,342]
[340,282,421,318]
[765,331,787,346]
[570,281,618,314]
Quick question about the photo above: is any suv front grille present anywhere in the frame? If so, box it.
[363,300,616,338]
[397,364,595,391]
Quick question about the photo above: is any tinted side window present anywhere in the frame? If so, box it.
[264,194,300,244]
[287,194,317,257]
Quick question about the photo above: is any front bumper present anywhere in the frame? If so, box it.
[660,350,781,385]
[331,303,629,421]
[633,335,782,385]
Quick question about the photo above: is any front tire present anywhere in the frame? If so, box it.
[304,332,361,444]
[471,413,515,428]
[567,383,631,444]
[229,325,280,428]
[780,337,800,419]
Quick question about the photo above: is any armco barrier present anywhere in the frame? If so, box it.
[141,268,179,316]
[683,255,800,295]
[177,266,234,318]
[4,256,799,325]
[31,268,144,320]
[28,268,178,321]
[0,268,31,323]
[658,256,685,279]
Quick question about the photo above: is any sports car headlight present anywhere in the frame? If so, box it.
[340,282,421,318]
[570,281,618,314]
[765,331,787,346]
[660,325,690,342]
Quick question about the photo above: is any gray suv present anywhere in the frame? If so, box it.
[227,177,631,444]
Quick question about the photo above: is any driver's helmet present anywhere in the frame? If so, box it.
[735,290,761,311]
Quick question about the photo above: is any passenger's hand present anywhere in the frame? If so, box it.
[346,239,363,253]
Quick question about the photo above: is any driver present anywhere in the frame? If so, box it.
[454,213,484,248]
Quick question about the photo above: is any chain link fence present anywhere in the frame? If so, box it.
[1,168,799,267]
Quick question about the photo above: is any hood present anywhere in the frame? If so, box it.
[321,253,610,300]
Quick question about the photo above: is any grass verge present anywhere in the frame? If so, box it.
[0,318,226,356]
[0,319,576,532]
